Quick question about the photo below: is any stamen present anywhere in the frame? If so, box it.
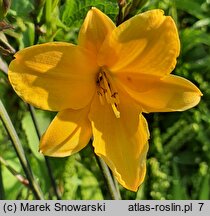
[111,104,120,118]
[102,72,113,103]
[111,92,120,104]
[97,91,105,105]
[97,68,121,118]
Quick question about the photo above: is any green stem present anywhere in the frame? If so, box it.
[0,163,5,199]
[95,155,121,200]
[116,2,124,26]
[113,173,122,199]
[0,156,29,186]
[28,104,61,200]
[0,99,44,199]
[45,0,52,24]
[90,143,121,200]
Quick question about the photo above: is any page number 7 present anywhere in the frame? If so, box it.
[198,203,204,211]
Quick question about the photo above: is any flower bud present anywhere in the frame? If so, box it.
[118,0,127,7]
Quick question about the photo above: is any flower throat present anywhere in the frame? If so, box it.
[97,68,120,118]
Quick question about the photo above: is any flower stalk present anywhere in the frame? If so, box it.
[95,155,121,200]
[27,104,61,200]
[0,99,44,199]
[113,173,122,199]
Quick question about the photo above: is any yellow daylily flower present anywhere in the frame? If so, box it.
[8,8,202,191]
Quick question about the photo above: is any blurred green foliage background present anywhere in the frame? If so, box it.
[0,0,210,200]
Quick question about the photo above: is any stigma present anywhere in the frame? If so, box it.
[97,68,120,118]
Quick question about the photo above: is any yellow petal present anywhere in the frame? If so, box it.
[78,7,115,55]
[8,42,99,111]
[40,106,92,157]
[117,74,202,113]
[115,72,161,93]
[89,92,149,191]
[98,9,180,76]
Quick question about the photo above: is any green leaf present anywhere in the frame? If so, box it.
[1,154,25,199]
[199,163,209,199]
[77,161,103,200]
[2,168,24,199]
[21,22,35,47]
[21,110,51,160]
[172,163,188,199]
[60,0,118,28]
[199,174,209,199]
[174,0,205,19]
[181,29,210,54]
[193,18,210,28]
[10,0,34,20]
